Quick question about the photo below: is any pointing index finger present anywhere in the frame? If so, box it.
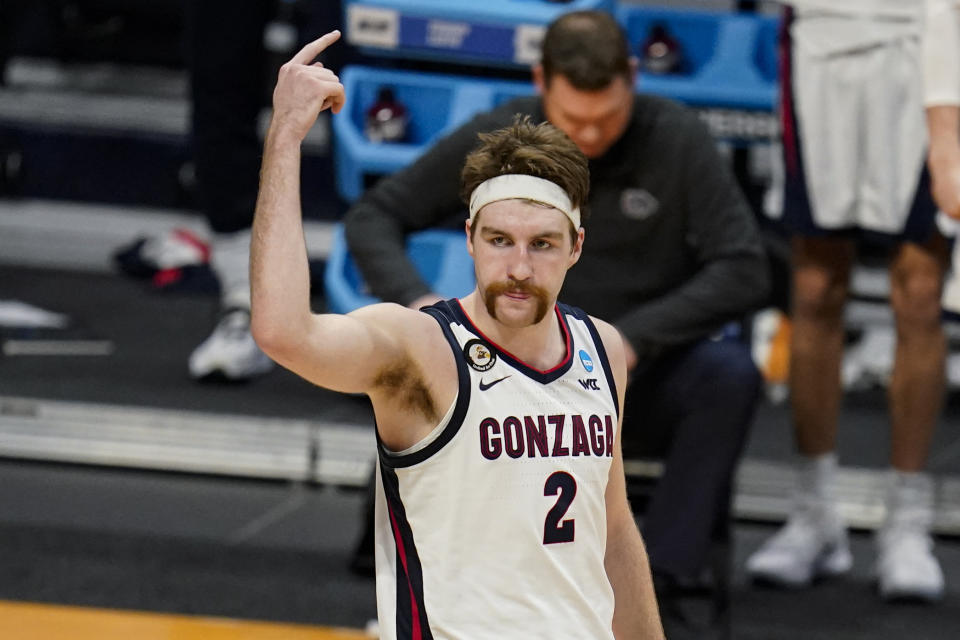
[291,30,341,65]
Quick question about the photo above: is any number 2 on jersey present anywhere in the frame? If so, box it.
[543,471,577,544]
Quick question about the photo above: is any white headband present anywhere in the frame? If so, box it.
[468,174,581,229]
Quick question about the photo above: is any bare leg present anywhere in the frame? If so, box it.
[746,238,857,587]
[887,236,948,471]
[876,236,948,603]
[789,236,856,455]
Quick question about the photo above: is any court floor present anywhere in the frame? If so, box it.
[0,600,372,640]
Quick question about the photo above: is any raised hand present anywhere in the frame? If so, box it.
[270,30,346,143]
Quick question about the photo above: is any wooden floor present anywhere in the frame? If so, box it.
[0,601,372,640]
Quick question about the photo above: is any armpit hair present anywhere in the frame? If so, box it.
[373,356,438,423]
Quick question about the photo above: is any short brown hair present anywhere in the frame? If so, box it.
[461,116,590,242]
[541,10,632,91]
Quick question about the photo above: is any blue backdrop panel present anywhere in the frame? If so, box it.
[344,0,615,67]
[618,5,778,112]
[332,65,534,202]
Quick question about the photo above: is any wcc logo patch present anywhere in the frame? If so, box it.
[464,339,496,372]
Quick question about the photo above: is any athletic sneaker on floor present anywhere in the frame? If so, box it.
[188,229,272,381]
[188,307,273,381]
[875,472,945,602]
[746,499,852,588]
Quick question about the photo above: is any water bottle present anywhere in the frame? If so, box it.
[640,22,682,75]
[364,87,408,144]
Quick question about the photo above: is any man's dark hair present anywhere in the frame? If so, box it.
[540,10,632,90]
[460,116,589,243]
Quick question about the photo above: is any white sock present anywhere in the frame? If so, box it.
[797,452,837,500]
[794,452,840,519]
[885,469,934,531]
[210,229,252,310]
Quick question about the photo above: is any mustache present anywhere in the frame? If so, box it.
[484,278,549,299]
[483,278,551,324]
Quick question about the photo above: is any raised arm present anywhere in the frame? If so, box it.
[250,32,415,394]
[595,319,664,639]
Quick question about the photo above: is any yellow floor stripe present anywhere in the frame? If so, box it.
[0,600,372,640]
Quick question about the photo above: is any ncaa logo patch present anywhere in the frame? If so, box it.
[464,339,496,372]
[579,349,594,372]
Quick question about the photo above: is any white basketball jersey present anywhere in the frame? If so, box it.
[373,300,619,640]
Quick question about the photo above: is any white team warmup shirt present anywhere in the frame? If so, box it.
[373,300,618,640]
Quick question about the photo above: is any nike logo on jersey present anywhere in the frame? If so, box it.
[479,375,512,391]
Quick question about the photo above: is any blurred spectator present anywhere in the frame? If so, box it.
[183,0,275,381]
[344,9,770,633]
[184,0,345,381]
[747,1,947,602]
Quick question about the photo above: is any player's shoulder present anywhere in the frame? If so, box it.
[348,302,453,379]
[583,314,627,381]
[587,315,623,352]
[349,301,414,321]
[349,302,441,339]
[559,303,611,334]
[559,305,624,361]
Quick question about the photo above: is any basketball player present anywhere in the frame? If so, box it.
[250,31,664,639]
[747,1,946,601]
[345,15,769,629]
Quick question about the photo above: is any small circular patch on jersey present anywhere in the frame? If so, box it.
[579,349,594,372]
[464,339,497,372]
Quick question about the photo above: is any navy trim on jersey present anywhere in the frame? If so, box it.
[376,301,472,470]
[448,299,574,384]
[380,463,434,640]
[561,303,620,419]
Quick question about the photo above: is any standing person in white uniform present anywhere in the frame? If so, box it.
[249,31,663,639]
[747,1,947,601]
